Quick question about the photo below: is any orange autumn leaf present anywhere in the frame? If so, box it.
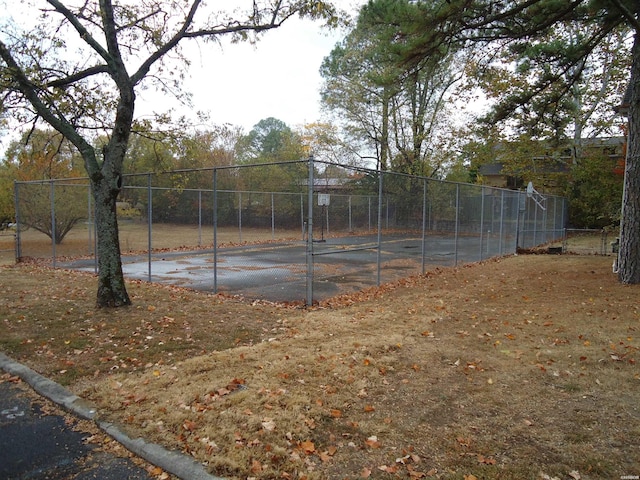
[250,459,263,473]
[365,436,381,448]
[300,440,315,454]
[330,409,342,418]
[364,405,375,412]
[378,465,398,473]
[182,419,197,431]
[149,466,163,476]
[318,451,332,463]
[477,455,496,465]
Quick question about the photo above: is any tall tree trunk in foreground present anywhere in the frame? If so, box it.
[93,170,130,307]
[618,31,640,284]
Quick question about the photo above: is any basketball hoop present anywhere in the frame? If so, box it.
[526,182,546,210]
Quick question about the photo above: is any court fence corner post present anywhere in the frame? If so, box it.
[306,155,315,306]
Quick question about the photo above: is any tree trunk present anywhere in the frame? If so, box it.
[93,171,131,307]
[618,31,640,284]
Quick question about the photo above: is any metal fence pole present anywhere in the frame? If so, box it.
[300,194,304,240]
[271,192,275,240]
[499,190,505,255]
[13,181,21,261]
[50,181,56,268]
[421,178,427,274]
[376,172,383,286]
[213,169,218,293]
[238,191,243,243]
[147,173,152,282]
[198,190,202,247]
[306,156,315,306]
[480,186,485,261]
[454,183,460,266]
[87,188,92,255]
[533,199,538,247]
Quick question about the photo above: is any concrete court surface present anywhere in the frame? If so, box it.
[62,233,512,303]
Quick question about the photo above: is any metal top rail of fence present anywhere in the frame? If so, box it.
[14,158,567,304]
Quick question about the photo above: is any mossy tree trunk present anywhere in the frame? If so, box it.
[92,169,130,307]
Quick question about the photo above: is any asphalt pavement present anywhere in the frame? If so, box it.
[0,379,153,479]
[0,352,222,480]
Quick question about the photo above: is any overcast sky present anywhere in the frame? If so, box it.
[137,1,367,133]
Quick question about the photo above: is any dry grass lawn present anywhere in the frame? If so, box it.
[1,254,639,480]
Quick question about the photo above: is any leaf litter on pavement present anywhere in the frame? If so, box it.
[1,254,639,479]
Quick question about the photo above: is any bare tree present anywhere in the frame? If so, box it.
[0,0,340,306]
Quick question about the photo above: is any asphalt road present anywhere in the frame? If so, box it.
[0,379,153,480]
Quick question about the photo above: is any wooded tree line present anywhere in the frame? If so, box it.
[1,0,638,307]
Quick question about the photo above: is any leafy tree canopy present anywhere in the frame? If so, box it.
[392,0,640,283]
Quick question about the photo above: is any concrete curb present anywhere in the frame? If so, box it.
[0,352,224,480]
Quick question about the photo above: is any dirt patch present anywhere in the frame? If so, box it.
[1,254,639,479]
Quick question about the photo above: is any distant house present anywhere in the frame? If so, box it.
[478,136,627,191]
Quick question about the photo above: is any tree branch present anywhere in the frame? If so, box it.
[0,38,96,172]
[46,64,110,88]
[46,0,111,64]
[131,0,203,85]
[610,0,640,32]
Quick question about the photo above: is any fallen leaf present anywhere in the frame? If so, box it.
[182,419,197,432]
[365,436,381,448]
[477,454,496,465]
[250,459,262,474]
[361,467,372,478]
[261,418,276,431]
[378,465,398,473]
[407,464,427,478]
[300,440,315,454]
[318,451,332,462]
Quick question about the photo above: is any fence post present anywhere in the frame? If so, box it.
[213,169,218,294]
[306,156,315,306]
[13,181,21,261]
[421,179,427,274]
[147,173,152,282]
[198,190,202,247]
[480,186,485,261]
[376,171,383,286]
[50,180,56,268]
[238,191,243,243]
[499,190,504,255]
[271,192,275,240]
[300,194,304,240]
[454,183,460,266]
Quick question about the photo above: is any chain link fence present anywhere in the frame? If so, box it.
[561,228,618,255]
[14,158,567,304]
